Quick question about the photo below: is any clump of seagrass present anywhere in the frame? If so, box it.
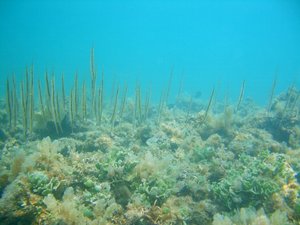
[119,83,128,120]
[97,71,104,124]
[35,73,74,138]
[20,66,34,136]
[156,70,173,124]
[90,47,97,118]
[135,83,142,125]
[267,76,277,113]
[202,87,215,123]
[236,80,245,112]
[111,84,119,129]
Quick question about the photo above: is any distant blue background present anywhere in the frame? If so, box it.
[1,0,300,104]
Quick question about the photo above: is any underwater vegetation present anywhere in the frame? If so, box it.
[0,49,300,224]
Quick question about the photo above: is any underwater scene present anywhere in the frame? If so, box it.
[1,1,300,225]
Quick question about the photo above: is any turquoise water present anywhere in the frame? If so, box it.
[1,1,300,225]
[1,0,300,103]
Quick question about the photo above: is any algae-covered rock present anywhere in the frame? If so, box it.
[0,85,299,224]
[0,179,37,225]
[28,171,50,195]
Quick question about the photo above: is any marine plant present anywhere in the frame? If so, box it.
[212,207,292,225]
[236,80,245,112]
[211,150,293,211]
[27,171,60,196]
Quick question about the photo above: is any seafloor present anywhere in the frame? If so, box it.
[0,75,300,225]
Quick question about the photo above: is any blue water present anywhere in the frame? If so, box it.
[1,0,300,104]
